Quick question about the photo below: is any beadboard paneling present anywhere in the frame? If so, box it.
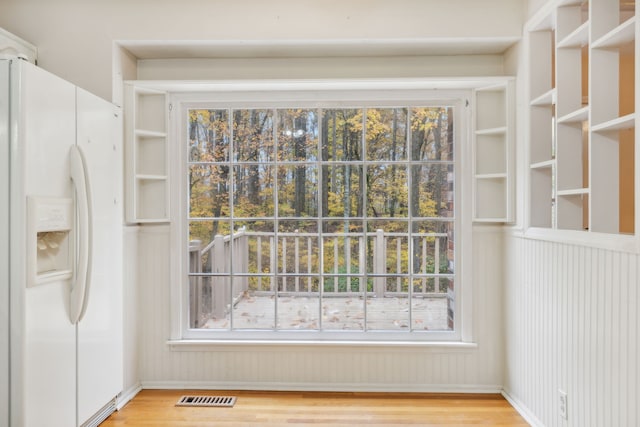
[137,226,505,391]
[504,234,639,427]
[121,226,140,403]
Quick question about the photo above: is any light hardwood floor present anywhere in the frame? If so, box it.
[102,390,529,426]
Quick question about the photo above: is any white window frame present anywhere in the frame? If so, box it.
[166,80,476,344]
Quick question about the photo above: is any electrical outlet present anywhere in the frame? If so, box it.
[559,390,568,420]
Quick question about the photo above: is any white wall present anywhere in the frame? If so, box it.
[0,0,526,399]
[121,227,141,401]
[137,56,506,81]
[138,225,506,392]
[501,1,640,426]
[0,0,524,101]
[504,236,639,427]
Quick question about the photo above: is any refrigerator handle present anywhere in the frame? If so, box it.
[69,145,93,324]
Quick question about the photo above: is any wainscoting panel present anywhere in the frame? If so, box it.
[504,234,638,427]
[137,226,506,392]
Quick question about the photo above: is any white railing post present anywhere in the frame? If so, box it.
[235,227,249,297]
[257,236,263,291]
[345,235,351,292]
[396,238,401,292]
[269,236,275,292]
[359,236,365,292]
[212,234,227,318]
[422,237,428,292]
[374,229,386,297]
[282,237,287,291]
[189,240,202,327]
[307,237,313,292]
[333,237,339,292]
[434,237,440,293]
[294,230,300,292]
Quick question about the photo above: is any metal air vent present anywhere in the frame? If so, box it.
[176,395,236,407]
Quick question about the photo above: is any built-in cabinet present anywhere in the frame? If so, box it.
[124,84,169,223]
[473,80,515,222]
[528,0,636,235]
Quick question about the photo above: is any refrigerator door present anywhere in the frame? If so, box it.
[0,59,10,427]
[76,88,123,426]
[11,60,77,427]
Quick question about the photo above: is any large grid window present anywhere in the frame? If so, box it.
[186,105,456,337]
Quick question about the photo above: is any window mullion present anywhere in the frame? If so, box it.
[273,108,279,332]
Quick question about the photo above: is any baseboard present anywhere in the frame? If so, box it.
[117,383,142,410]
[141,380,503,394]
[501,390,543,427]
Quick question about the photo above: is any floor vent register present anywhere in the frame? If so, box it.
[176,395,237,407]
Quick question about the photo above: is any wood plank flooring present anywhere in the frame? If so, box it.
[102,390,529,426]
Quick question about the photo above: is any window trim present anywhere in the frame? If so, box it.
[166,80,479,344]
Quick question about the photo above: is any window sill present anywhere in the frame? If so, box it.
[167,339,478,353]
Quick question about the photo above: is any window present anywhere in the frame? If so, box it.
[174,88,469,341]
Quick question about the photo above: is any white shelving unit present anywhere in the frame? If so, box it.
[527,0,636,235]
[124,84,169,224]
[472,81,514,222]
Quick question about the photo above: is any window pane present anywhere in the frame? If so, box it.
[233,165,274,217]
[366,164,408,217]
[233,109,274,162]
[188,220,231,272]
[277,165,318,217]
[410,164,454,218]
[323,165,363,217]
[411,292,450,331]
[366,232,409,275]
[410,107,453,161]
[366,108,408,161]
[321,296,365,331]
[367,281,410,330]
[322,228,365,294]
[232,220,275,275]
[185,104,457,336]
[277,289,320,330]
[232,276,276,330]
[189,164,230,218]
[278,220,319,275]
[321,109,363,161]
[277,109,318,161]
[188,109,230,162]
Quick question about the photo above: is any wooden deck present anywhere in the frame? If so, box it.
[202,295,449,331]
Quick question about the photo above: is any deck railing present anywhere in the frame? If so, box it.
[189,228,450,327]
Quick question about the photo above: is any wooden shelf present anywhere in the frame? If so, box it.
[475,126,507,136]
[592,17,636,49]
[473,82,513,223]
[125,84,170,224]
[136,129,167,138]
[530,88,556,106]
[591,113,635,133]
[530,159,555,170]
[475,173,507,179]
[527,0,636,236]
[557,106,589,124]
[136,174,167,181]
[556,0,585,6]
[557,20,590,49]
[557,188,589,196]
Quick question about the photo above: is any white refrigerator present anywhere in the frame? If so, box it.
[0,58,123,427]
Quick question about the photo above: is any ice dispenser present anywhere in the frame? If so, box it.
[27,197,73,287]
